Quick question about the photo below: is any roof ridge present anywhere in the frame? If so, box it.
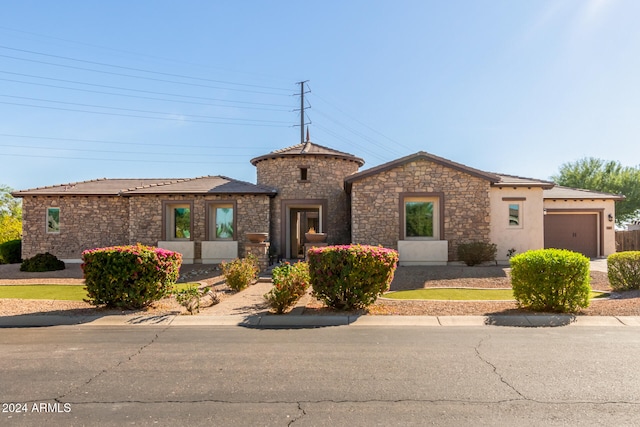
[218,175,277,192]
[494,172,555,185]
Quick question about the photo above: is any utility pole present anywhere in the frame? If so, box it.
[296,80,310,144]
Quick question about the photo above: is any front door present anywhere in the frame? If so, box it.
[289,208,319,259]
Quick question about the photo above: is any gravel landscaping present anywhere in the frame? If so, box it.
[2,262,640,317]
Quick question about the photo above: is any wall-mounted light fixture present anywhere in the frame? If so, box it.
[608,213,614,222]
[543,208,547,215]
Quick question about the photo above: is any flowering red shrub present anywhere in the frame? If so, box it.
[264,261,310,314]
[82,243,182,309]
[307,244,398,310]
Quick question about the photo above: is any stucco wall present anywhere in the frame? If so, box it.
[350,159,492,261]
[489,187,545,264]
[20,196,129,261]
[255,156,360,256]
[543,198,617,257]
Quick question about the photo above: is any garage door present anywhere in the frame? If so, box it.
[544,214,598,258]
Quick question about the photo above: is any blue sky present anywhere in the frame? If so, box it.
[2,0,639,191]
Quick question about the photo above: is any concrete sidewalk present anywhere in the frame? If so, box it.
[1,313,640,328]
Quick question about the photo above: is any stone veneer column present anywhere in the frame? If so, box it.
[243,242,270,272]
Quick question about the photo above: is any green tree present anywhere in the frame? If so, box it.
[551,158,640,225]
[0,185,22,243]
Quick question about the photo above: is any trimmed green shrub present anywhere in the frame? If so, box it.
[308,244,399,311]
[82,244,182,309]
[608,251,640,291]
[0,239,21,264]
[221,255,259,291]
[457,241,497,266]
[264,261,310,314]
[510,249,591,313]
[20,252,64,272]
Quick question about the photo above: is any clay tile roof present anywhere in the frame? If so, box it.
[493,173,555,189]
[544,185,625,200]
[344,151,501,190]
[250,141,365,166]
[121,175,277,195]
[12,176,277,197]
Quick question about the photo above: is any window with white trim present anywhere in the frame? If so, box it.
[166,203,192,240]
[209,203,235,240]
[46,207,60,233]
[403,196,440,240]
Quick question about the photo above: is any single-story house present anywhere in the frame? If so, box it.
[13,140,623,266]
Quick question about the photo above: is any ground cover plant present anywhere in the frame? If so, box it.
[607,251,640,291]
[264,261,310,313]
[510,248,591,313]
[82,244,182,309]
[308,244,398,310]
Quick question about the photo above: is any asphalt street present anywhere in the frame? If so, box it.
[2,325,640,426]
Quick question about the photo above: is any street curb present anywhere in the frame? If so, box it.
[2,314,640,328]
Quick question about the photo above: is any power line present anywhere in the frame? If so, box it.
[0,77,292,111]
[0,99,290,127]
[0,94,290,124]
[0,70,293,108]
[0,133,266,150]
[0,27,293,84]
[311,91,416,153]
[2,152,247,164]
[0,45,291,92]
[0,143,251,158]
[1,53,291,96]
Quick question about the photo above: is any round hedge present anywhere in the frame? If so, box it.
[510,248,591,313]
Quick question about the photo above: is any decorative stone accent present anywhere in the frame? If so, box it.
[350,159,492,261]
[243,242,270,272]
[255,155,360,256]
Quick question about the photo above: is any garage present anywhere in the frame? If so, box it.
[544,213,599,258]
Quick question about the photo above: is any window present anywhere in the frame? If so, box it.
[299,166,309,182]
[402,196,441,240]
[165,203,192,240]
[509,203,521,227]
[209,203,235,240]
[46,207,60,233]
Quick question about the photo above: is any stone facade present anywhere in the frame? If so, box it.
[255,156,360,257]
[127,193,270,260]
[20,193,270,262]
[20,196,129,260]
[349,159,492,261]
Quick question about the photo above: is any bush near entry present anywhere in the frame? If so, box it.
[220,255,259,291]
[510,248,591,313]
[82,244,182,309]
[457,241,497,266]
[308,244,398,311]
[607,251,640,291]
[264,261,310,314]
